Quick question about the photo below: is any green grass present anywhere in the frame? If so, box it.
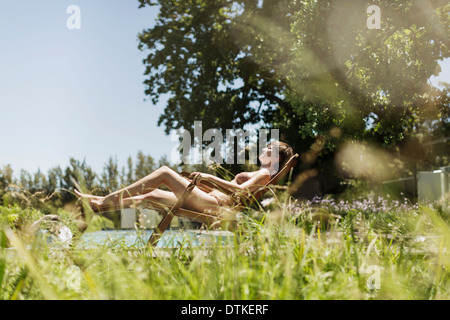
[0,194,449,300]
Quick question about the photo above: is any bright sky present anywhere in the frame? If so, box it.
[0,0,174,176]
[0,1,448,177]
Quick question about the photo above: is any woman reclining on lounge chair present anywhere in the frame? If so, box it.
[75,141,293,214]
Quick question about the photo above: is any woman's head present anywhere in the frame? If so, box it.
[259,141,294,175]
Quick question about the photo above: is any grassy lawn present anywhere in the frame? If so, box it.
[0,194,449,300]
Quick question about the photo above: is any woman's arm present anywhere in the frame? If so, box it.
[193,170,271,194]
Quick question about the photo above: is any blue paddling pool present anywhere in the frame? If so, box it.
[77,229,235,249]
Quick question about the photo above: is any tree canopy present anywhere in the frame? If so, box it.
[137,0,449,191]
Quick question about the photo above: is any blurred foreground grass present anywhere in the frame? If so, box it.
[0,193,449,300]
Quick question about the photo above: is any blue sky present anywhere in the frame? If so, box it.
[0,1,448,177]
[0,1,173,175]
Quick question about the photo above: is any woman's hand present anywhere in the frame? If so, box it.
[189,172,212,182]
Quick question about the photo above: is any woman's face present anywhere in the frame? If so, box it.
[259,144,279,165]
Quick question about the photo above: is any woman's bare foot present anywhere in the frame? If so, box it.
[88,198,106,213]
[74,189,104,201]
[74,189,110,212]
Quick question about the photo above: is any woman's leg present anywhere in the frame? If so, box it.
[89,166,220,212]
[112,185,220,212]
[121,189,178,208]
[76,166,176,208]
[95,166,183,204]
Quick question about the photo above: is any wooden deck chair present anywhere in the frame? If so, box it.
[145,153,299,246]
[87,154,298,246]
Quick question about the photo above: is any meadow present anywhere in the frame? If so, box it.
[1,0,448,303]
[0,190,448,300]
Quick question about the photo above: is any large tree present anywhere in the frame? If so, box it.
[137,0,449,185]
[138,0,294,134]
